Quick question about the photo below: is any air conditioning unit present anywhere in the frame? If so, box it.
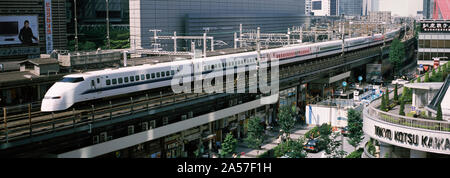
[93,135,99,144]
[128,125,135,135]
[188,111,193,118]
[149,120,156,129]
[142,122,148,131]
[100,132,107,143]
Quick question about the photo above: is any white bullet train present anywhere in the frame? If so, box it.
[41,28,401,112]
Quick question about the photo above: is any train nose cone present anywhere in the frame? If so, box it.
[41,98,67,112]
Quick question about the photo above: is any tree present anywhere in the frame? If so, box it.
[380,92,386,111]
[274,137,307,158]
[417,76,421,83]
[244,117,265,149]
[317,124,332,151]
[347,109,364,151]
[220,132,237,157]
[389,38,405,76]
[394,84,399,103]
[424,72,430,82]
[399,98,406,116]
[437,103,443,121]
[325,132,347,158]
[278,105,296,140]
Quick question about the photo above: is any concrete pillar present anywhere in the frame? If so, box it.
[209,122,213,152]
[412,88,416,108]
[379,142,393,158]
[410,149,427,158]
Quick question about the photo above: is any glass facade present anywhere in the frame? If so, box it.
[339,0,363,16]
[130,0,306,50]
[330,0,338,16]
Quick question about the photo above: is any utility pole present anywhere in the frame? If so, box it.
[74,0,78,51]
[106,0,110,49]
[239,24,243,48]
[257,27,261,61]
[341,14,345,56]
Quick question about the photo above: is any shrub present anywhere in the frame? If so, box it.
[346,148,363,158]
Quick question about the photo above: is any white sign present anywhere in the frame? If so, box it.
[44,0,53,54]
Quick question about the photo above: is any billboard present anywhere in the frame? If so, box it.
[44,0,53,54]
[0,15,39,46]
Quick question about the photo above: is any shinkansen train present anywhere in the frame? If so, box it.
[41,28,401,112]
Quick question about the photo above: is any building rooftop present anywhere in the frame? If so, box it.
[404,83,443,90]
[19,58,59,66]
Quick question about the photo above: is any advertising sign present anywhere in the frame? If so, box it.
[0,15,39,46]
[44,0,53,54]
[421,22,450,32]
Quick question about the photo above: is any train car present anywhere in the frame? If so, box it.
[41,28,402,112]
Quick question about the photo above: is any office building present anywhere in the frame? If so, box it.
[130,0,308,51]
[339,0,363,16]
[417,20,450,69]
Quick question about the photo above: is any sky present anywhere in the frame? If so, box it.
[379,0,423,17]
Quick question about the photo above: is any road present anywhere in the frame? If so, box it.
[307,133,370,158]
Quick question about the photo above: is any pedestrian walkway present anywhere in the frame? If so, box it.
[235,124,313,158]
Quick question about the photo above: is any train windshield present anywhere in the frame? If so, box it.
[60,77,84,83]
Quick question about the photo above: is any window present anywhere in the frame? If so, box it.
[60,77,84,83]
[118,78,123,84]
[171,70,175,76]
[91,80,95,87]
[130,76,135,82]
[106,79,111,85]
[135,75,139,81]
[161,71,166,77]
[156,72,160,78]
[97,78,100,84]
[141,74,145,80]
[151,73,156,79]
[166,71,170,76]
[124,77,129,83]
[112,79,117,85]
[146,74,150,79]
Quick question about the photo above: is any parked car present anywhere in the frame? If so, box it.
[392,79,410,85]
[341,126,349,137]
[303,139,321,153]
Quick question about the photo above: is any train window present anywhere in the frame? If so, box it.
[135,75,140,81]
[141,74,145,80]
[204,66,207,71]
[171,70,175,75]
[106,79,111,86]
[146,74,150,79]
[112,79,117,85]
[97,78,100,84]
[156,72,160,78]
[124,77,129,83]
[161,71,166,77]
[130,76,135,82]
[60,77,84,83]
[91,80,95,87]
[151,73,155,79]
[166,71,170,76]
[118,78,123,84]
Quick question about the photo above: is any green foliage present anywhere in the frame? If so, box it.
[244,117,265,149]
[317,124,332,151]
[347,109,364,150]
[367,139,376,156]
[399,98,406,116]
[67,27,130,51]
[437,104,443,121]
[389,38,405,75]
[417,76,421,83]
[278,105,296,139]
[385,89,390,106]
[424,72,430,82]
[274,137,307,158]
[305,126,319,139]
[220,132,238,157]
[394,84,399,102]
[325,132,347,158]
[380,92,386,111]
[345,148,363,158]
